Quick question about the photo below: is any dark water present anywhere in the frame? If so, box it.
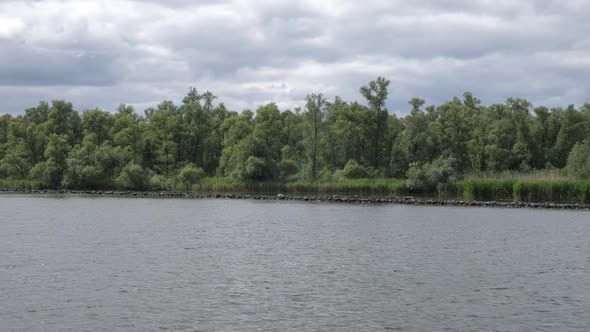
[1,195,589,331]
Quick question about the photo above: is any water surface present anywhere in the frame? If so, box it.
[1,195,589,331]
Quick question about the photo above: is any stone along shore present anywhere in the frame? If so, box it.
[1,188,589,210]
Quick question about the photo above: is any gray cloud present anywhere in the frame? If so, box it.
[0,0,588,115]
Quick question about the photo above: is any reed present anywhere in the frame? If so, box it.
[461,178,516,201]
[512,179,590,204]
[286,178,406,195]
[461,177,590,204]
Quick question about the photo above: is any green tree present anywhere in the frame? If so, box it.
[360,76,390,170]
[251,103,282,180]
[82,109,114,145]
[565,140,590,179]
[303,93,327,180]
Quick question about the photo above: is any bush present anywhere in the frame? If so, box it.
[278,159,298,179]
[243,156,269,181]
[61,158,103,189]
[178,163,206,190]
[149,174,170,190]
[406,157,459,191]
[342,160,369,179]
[30,160,61,188]
[566,140,590,179]
[117,162,149,190]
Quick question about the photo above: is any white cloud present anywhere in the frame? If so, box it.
[0,0,588,115]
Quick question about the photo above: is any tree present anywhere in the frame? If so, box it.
[251,103,282,180]
[565,140,590,179]
[217,111,255,178]
[360,76,390,170]
[303,93,327,180]
[82,109,114,145]
[0,146,31,179]
[39,134,70,187]
[47,100,82,144]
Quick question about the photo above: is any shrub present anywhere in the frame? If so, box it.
[117,162,149,190]
[342,160,369,179]
[406,157,459,191]
[30,160,61,188]
[178,163,206,190]
[149,174,170,190]
[243,156,269,181]
[278,159,298,179]
[61,158,103,189]
[566,140,590,179]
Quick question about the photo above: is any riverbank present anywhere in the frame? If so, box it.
[2,188,589,210]
[3,177,590,204]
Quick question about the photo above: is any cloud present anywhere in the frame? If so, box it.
[0,0,588,115]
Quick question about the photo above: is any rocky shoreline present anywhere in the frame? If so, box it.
[1,188,589,210]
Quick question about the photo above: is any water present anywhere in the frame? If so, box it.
[1,194,589,331]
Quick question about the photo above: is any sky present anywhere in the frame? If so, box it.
[0,0,589,115]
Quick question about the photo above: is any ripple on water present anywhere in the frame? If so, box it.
[1,197,589,331]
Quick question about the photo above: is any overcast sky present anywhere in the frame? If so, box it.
[1,0,589,115]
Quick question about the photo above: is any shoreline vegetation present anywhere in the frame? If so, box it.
[2,176,590,210]
[1,187,588,211]
[1,77,589,206]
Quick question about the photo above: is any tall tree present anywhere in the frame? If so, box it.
[303,93,327,180]
[360,76,390,170]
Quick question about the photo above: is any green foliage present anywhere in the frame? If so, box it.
[149,174,171,190]
[2,78,590,205]
[178,163,206,190]
[565,140,590,179]
[0,148,31,179]
[513,180,590,203]
[303,93,327,179]
[286,178,406,194]
[61,158,103,189]
[117,162,150,190]
[342,160,370,179]
[243,156,269,181]
[460,177,590,204]
[29,160,61,188]
[406,157,459,191]
[199,176,243,191]
[0,178,41,190]
[462,179,516,201]
[278,159,298,179]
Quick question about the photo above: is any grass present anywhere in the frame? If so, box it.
[461,177,590,204]
[197,177,246,191]
[0,179,42,190]
[194,177,407,195]
[286,178,407,195]
[3,175,589,204]
[512,179,590,204]
[461,178,516,201]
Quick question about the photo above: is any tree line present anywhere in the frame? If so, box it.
[1,77,589,190]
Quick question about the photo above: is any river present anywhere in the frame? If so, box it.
[1,194,589,331]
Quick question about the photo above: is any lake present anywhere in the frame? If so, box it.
[1,194,589,331]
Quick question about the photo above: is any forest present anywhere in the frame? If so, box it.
[1,77,590,201]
